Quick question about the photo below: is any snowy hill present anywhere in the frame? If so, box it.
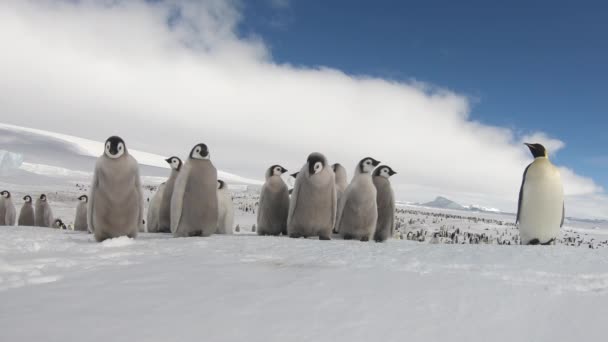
[421,196,466,210]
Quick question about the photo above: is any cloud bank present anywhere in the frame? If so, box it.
[0,0,606,218]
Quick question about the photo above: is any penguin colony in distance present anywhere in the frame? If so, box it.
[257,165,290,236]
[216,180,234,234]
[35,194,54,228]
[4,139,565,247]
[73,195,88,232]
[372,166,397,242]
[517,143,564,245]
[336,158,381,241]
[0,191,16,226]
[18,195,35,226]
[159,157,182,233]
[288,153,337,240]
[89,136,144,242]
[171,143,218,237]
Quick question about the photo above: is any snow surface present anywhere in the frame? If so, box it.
[1,226,608,342]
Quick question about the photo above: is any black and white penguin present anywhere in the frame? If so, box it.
[372,165,397,242]
[257,165,290,236]
[18,195,35,226]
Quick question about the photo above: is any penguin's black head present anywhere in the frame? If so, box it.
[525,143,548,158]
[307,153,326,175]
[290,172,299,179]
[104,136,126,159]
[269,165,288,177]
[190,143,210,160]
[23,195,32,203]
[359,157,381,174]
[78,195,88,203]
[332,163,342,172]
[1,191,10,199]
[373,165,397,178]
[165,156,183,171]
[217,179,226,190]
[40,194,47,201]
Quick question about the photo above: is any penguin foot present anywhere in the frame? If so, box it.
[188,230,203,237]
[527,238,555,246]
[319,235,331,241]
[289,233,302,239]
[343,234,353,240]
[360,236,370,242]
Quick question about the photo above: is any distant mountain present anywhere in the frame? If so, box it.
[421,196,466,210]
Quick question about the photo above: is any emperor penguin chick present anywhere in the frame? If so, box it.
[35,194,54,228]
[0,191,16,226]
[73,195,88,232]
[170,143,218,237]
[257,165,290,236]
[216,180,234,234]
[287,153,337,240]
[372,166,397,242]
[332,163,348,233]
[517,143,564,245]
[18,195,35,226]
[337,157,381,241]
[89,136,144,242]
[146,183,166,233]
[159,157,182,233]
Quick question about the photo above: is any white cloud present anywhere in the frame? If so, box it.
[0,0,606,219]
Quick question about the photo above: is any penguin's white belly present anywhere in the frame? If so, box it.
[519,174,563,244]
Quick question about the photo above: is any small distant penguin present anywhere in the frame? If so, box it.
[34,194,54,228]
[372,166,397,242]
[287,153,337,240]
[89,136,144,242]
[159,157,182,233]
[257,165,290,236]
[53,218,67,230]
[517,143,564,245]
[337,157,381,241]
[18,195,35,226]
[0,191,16,226]
[216,180,234,234]
[73,195,88,232]
[332,163,348,233]
[146,183,166,233]
[170,143,218,237]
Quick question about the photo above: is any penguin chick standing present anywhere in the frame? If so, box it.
[171,143,218,237]
[0,191,16,226]
[73,195,88,232]
[159,157,182,233]
[89,136,144,242]
[146,183,166,233]
[18,195,35,226]
[288,153,337,240]
[35,194,54,228]
[216,180,234,234]
[337,157,381,241]
[257,165,289,236]
[517,143,564,245]
[372,166,397,242]
[332,163,348,233]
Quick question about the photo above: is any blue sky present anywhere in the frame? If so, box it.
[240,0,608,188]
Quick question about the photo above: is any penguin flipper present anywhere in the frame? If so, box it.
[132,156,144,234]
[170,162,190,234]
[88,160,101,233]
[560,202,565,227]
[516,164,531,224]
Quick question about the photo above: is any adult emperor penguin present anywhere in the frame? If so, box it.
[287,153,337,240]
[337,157,381,241]
[332,163,348,233]
[517,143,564,245]
[18,195,35,226]
[372,165,397,242]
[35,194,54,228]
[89,136,144,242]
[158,156,182,233]
[170,143,218,237]
[0,191,16,226]
[73,195,88,232]
[146,183,166,233]
[257,165,290,236]
[216,180,234,234]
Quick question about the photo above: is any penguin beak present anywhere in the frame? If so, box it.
[372,159,381,167]
[282,168,288,173]
[164,158,172,164]
[389,170,397,176]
